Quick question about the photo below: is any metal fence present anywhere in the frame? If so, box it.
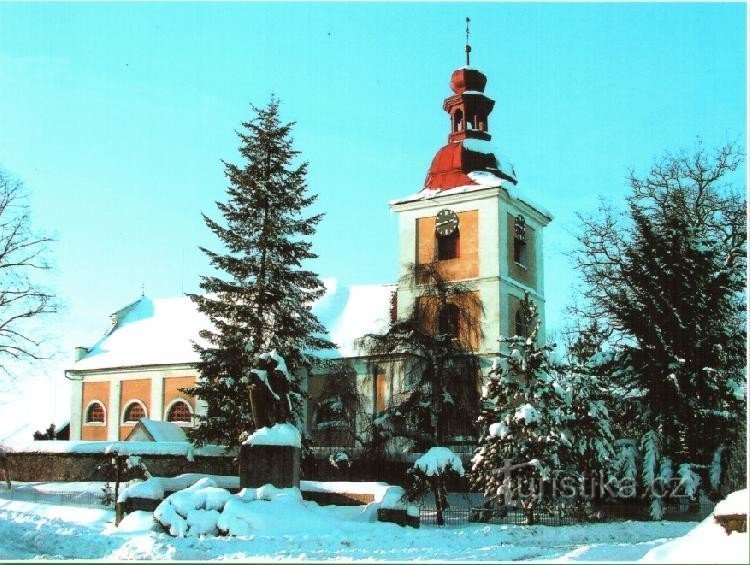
[419,498,716,527]
[419,505,578,527]
[0,488,113,509]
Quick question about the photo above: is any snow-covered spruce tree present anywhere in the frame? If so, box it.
[717,417,747,498]
[358,263,483,451]
[470,293,615,524]
[184,98,334,448]
[572,141,746,517]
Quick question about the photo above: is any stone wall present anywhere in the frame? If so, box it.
[6,452,237,483]
[6,448,468,491]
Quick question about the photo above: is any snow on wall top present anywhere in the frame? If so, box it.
[391,178,553,222]
[70,280,393,372]
[714,488,748,516]
[245,423,301,448]
[3,439,230,456]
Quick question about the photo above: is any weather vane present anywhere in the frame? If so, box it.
[465,16,472,66]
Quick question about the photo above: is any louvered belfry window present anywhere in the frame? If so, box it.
[513,215,527,265]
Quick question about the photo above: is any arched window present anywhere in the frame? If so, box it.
[85,401,105,424]
[166,400,193,423]
[122,401,146,423]
[514,309,529,338]
[453,109,464,132]
[438,303,460,338]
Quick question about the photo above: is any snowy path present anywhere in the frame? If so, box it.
[0,498,695,561]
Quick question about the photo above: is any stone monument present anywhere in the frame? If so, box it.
[239,351,301,489]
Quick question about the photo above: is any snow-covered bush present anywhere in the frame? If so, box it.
[154,477,233,537]
[406,447,464,526]
[154,478,314,538]
[118,477,165,504]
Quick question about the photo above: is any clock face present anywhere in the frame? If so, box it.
[435,209,459,237]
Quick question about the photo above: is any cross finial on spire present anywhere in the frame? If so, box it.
[465,16,472,66]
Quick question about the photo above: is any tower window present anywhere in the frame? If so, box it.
[123,401,146,423]
[85,401,105,424]
[438,303,460,338]
[437,231,460,260]
[514,309,529,337]
[513,215,527,266]
[167,400,193,423]
[453,109,464,132]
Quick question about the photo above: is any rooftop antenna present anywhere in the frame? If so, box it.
[465,16,472,66]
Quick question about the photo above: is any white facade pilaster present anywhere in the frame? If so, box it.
[151,374,165,420]
[69,377,83,440]
[107,378,121,441]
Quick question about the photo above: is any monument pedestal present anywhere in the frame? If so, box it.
[239,444,300,489]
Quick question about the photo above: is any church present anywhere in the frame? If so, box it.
[67,42,551,447]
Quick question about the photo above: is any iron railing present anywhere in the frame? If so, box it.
[419,498,715,527]
[0,488,113,509]
[420,505,577,527]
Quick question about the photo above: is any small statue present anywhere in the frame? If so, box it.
[247,351,292,430]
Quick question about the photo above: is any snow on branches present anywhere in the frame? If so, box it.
[471,293,615,522]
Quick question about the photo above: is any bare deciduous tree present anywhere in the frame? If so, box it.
[0,170,57,372]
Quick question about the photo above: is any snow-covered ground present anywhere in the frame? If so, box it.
[0,486,706,561]
[640,489,749,564]
[0,481,746,562]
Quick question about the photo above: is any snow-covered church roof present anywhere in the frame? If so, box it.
[68,279,394,372]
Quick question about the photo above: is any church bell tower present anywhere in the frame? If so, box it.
[389,23,552,356]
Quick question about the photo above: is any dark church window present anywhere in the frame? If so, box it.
[514,309,529,337]
[513,215,527,266]
[437,231,460,260]
[123,401,146,423]
[167,401,192,423]
[453,109,464,132]
[438,303,460,338]
[86,401,105,424]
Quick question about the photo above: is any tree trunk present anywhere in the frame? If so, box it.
[433,476,448,526]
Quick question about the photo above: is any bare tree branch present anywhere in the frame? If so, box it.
[0,169,58,371]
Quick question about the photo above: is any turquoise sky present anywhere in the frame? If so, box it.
[0,2,745,410]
